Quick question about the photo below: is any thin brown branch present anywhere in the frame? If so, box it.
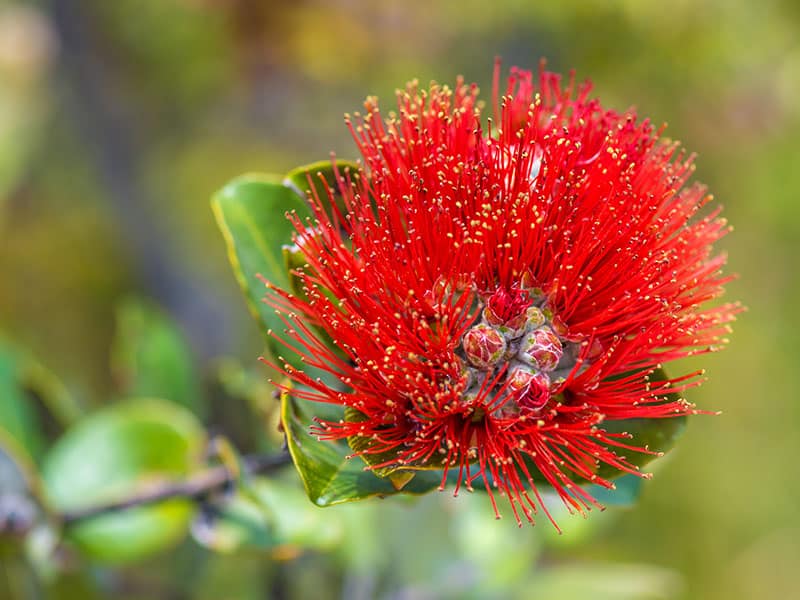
[61,452,291,525]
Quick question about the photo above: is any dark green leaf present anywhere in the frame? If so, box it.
[111,298,205,416]
[343,407,439,490]
[212,174,311,366]
[281,243,343,362]
[595,367,688,479]
[518,367,687,490]
[42,399,206,563]
[281,388,443,506]
[587,473,643,507]
[283,159,360,220]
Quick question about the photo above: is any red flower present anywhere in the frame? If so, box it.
[267,61,738,526]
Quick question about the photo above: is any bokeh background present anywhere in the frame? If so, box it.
[1,0,798,598]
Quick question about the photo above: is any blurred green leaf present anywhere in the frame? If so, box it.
[452,492,542,589]
[0,339,79,460]
[282,388,443,506]
[212,174,311,366]
[283,159,360,220]
[193,477,342,555]
[0,344,44,460]
[111,298,205,417]
[208,357,283,452]
[191,495,272,554]
[42,399,206,564]
[247,477,342,550]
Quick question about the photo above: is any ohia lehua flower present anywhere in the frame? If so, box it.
[229,62,738,527]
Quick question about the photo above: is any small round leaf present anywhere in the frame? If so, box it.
[42,399,206,563]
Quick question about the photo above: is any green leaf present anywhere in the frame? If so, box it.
[283,159,360,220]
[518,367,687,491]
[283,366,685,508]
[0,346,44,461]
[587,473,643,507]
[284,369,685,507]
[192,477,343,554]
[281,388,443,506]
[0,339,80,460]
[343,407,440,490]
[212,174,311,366]
[281,243,344,363]
[191,494,272,554]
[42,399,206,564]
[596,367,688,479]
[453,492,543,589]
[111,298,204,417]
[247,478,342,549]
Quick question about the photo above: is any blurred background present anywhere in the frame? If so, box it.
[1,0,798,598]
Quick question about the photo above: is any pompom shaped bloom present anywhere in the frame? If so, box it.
[267,62,738,526]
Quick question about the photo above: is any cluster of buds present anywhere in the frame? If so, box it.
[459,283,592,416]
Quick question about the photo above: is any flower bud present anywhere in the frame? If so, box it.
[506,364,536,393]
[507,366,551,411]
[524,305,545,329]
[462,323,507,369]
[483,287,531,338]
[518,326,563,372]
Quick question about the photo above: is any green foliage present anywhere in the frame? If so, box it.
[212,174,311,366]
[0,342,45,460]
[281,388,443,506]
[111,298,205,416]
[192,478,343,555]
[283,159,360,221]
[588,473,643,507]
[41,399,206,563]
[597,368,688,479]
[0,339,80,461]
[212,161,359,371]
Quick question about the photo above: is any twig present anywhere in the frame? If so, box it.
[61,452,291,524]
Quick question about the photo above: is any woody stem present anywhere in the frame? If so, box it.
[61,452,291,525]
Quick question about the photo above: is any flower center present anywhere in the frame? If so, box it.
[457,284,590,417]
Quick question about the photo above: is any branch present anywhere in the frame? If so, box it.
[61,452,291,525]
